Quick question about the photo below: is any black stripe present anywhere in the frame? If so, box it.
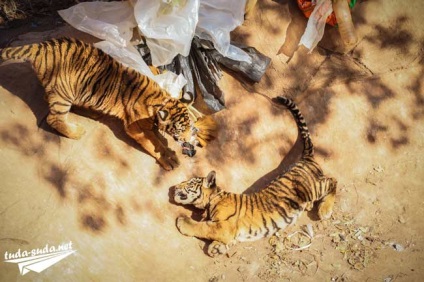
[270,218,278,231]
[275,205,291,224]
[8,46,23,58]
[262,215,270,237]
[18,46,32,59]
[220,195,238,221]
[33,43,43,69]
[133,76,150,105]
[237,195,244,216]
[257,195,268,212]
[191,191,202,203]
[50,110,69,115]
[248,195,254,215]
[41,44,53,82]
[244,194,250,215]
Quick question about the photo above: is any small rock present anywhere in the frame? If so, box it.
[398,215,406,224]
[209,276,219,282]
[392,243,405,252]
[373,165,384,172]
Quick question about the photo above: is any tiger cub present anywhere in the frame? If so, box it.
[172,96,337,256]
[0,38,217,170]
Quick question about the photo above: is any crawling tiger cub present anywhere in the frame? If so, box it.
[0,38,217,170]
[172,96,337,256]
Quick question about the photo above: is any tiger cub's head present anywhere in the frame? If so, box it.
[173,171,217,208]
[157,100,217,157]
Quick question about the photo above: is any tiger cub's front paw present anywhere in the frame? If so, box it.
[207,241,228,257]
[158,149,180,171]
[317,200,334,220]
[176,216,195,236]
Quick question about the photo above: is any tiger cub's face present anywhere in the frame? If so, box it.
[157,101,218,158]
[173,171,217,206]
[156,102,198,157]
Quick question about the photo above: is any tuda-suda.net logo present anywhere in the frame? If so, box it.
[4,241,75,275]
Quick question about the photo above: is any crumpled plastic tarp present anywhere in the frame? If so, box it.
[58,1,136,47]
[59,0,250,67]
[133,0,199,66]
[196,0,251,64]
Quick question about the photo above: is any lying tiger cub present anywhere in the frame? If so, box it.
[172,96,337,256]
[0,38,217,170]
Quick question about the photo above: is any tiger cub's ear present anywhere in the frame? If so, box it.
[158,110,169,121]
[179,91,195,105]
[205,171,216,188]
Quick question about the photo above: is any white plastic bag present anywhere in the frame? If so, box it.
[133,0,199,66]
[58,1,137,47]
[196,0,251,63]
[299,0,333,52]
[154,71,188,99]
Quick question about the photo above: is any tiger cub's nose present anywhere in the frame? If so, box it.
[182,142,196,157]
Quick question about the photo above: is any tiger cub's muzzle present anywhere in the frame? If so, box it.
[173,188,188,203]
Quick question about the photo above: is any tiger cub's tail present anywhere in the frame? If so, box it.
[273,96,314,158]
[0,40,52,63]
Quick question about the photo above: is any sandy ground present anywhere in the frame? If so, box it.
[0,0,423,281]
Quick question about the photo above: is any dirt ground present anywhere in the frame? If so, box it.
[0,0,423,281]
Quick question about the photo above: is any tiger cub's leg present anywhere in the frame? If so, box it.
[125,125,179,170]
[317,177,338,220]
[45,91,85,139]
[176,216,234,248]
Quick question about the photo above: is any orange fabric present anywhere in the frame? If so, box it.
[297,0,351,26]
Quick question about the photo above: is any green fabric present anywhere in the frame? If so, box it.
[349,0,357,9]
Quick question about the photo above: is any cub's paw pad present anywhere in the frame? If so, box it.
[207,241,228,257]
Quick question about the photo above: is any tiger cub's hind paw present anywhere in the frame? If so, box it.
[65,123,86,140]
[48,118,86,139]
[207,241,228,257]
[317,199,334,220]
[317,178,337,220]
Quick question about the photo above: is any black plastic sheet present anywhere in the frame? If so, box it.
[136,37,271,113]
